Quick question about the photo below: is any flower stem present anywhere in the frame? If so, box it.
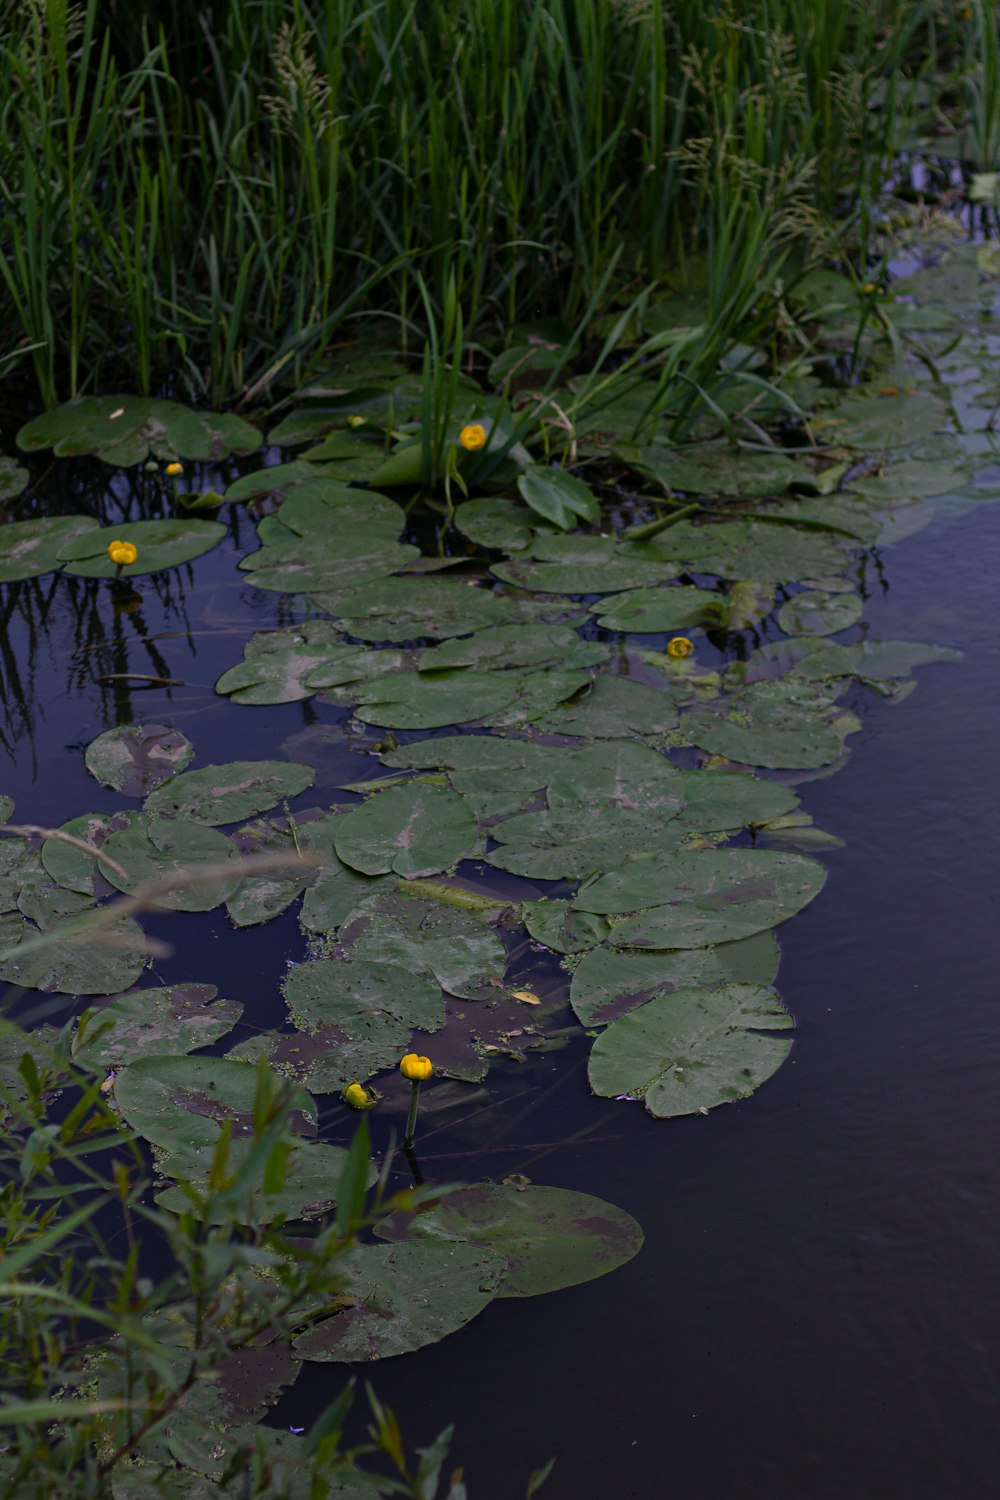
[403,1080,421,1147]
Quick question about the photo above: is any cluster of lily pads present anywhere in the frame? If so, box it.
[2,231,995,1375]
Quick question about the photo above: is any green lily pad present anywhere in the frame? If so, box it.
[616,442,808,497]
[492,534,676,593]
[300,861,395,935]
[0,457,29,502]
[112,1055,317,1165]
[849,458,967,501]
[285,957,444,1035]
[292,1241,505,1362]
[352,670,524,730]
[84,724,195,796]
[143,760,315,825]
[790,639,962,683]
[522,900,611,954]
[0,516,99,582]
[17,395,260,464]
[40,813,124,896]
[57,519,226,577]
[311,577,518,642]
[589,585,728,633]
[338,891,506,1000]
[487,805,684,881]
[576,847,825,948]
[517,466,599,529]
[154,1139,375,1225]
[375,1183,642,1297]
[570,931,780,1026]
[535,675,680,738]
[628,521,848,583]
[0,796,12,824]
[225,815,322,928]
[417,624,600,674]
[72,983,242,1067]
[98,816,244,911]
[588,983,794,1116]
[0,910,146,995]
[682,681,845,769]
[777,590,863,637]
[239,530,418,595]
[334,783,479,878]
[453,497,535,552]
[824,390,950,449]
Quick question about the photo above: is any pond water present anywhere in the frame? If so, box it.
[2,470,997,1497]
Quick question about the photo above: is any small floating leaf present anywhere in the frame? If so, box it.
[517,466,599,529]
[589,585,727,633]
[777,590,863,637]
[85,724,195,796]
[588,983,794,1117]
[143,760,315,825]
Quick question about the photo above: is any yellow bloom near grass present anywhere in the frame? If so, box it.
[458,423,486,452]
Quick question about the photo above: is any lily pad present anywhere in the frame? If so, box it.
[453,497,535,552]
[57,519,226,577]
[535,675,680,738]
[352,670,524,730]
[143,760,315,825]
[17,395,260,464]
[492,534,675,594]
[85,724,195,796]
[98,816,244,911]
[517,466,599,529]
[292,1241,505,1362]
[215,624,353,705]
[417,624,600,674]
[311,577,518,642]
[575,847,825,948]
[682,681,846,769]
[239,530,417,594]
[487,805,684,881]
[671,768,799,834]
[0,457,29,503]
[154,1139,374,1225]
[72,983,242,1067]
[339,891,506,1000]
[589,585,728,633]
[39,813,122,896]
[334,783,479,878]
[285,958,444,1035]
[522,900,611,954]
[375,1183,642,1297]
[113,1055,316,1166]
[824,390,949,449]
[588,983,794,1117]
[0,516,99,583]
[570,931,780,1026]
[628,521,848,583]
[777,590,863,637]
[616,442,808,497]
[0,910,146,995]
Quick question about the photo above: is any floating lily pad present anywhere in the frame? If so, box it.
[418,624,600,674]
[535,675,680,738]
[85,724,195,796]
[824,390,949,449]
[616,442,808,497]
[292,1241,505,1362]
[0,457,29,502]
[375,1183,642,1297]
[99,816,244,911]
[72,983,242,1067]
[0,516,99,582]
[522,900,611,954]
[517,466,599,528]
[790,638,962,683]
[628,521,848,583]
[225,816,320,928]
[576,847,825,948]
[311,577,518,642]
[143,760,315,825]
[113,1055,316,1166]
[570,931,780,1026]
[0,796,11,825]
[40,813,123,896]
[334,783,479,878]
[589,585,727,633]
[777,590,863,637]
[285,957,444,1035]
[339,891,506,1000]
[0,911,146,995]
[300,861,395,934]
[352,670,525,730]
[487,805,684,881]
[17,395,260,464]
[682,681,845,769]
[154,1139,375,1225]
[588,983,794,1117]
[492,534,676,593]
[453,497,535,552]
[215,623,353,704]
[57,519,226,577]
[671,768,799,833]
[239,530,417,594]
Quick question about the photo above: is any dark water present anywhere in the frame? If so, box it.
[2,476,999,1498]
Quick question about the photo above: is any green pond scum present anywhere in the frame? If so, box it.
[2,0,1000,1492]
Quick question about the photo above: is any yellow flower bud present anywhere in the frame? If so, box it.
[400,1053,433,1082]
[343,1081,372,1110]
[107,540,139,566]
[458,423,486,452]
[346,414,365,429]
[165,461,184,477]
[666,636,694,659]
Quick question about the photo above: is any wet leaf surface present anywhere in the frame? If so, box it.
[85,724,194,796]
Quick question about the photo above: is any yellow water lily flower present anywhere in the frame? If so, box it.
[343,1081,373,1110]
[458,423,486,452]
[107,540,138,566]
[346,414,365,429]
[666,636,694,659]
[400,1053,433,1082]
[165,461,184,477]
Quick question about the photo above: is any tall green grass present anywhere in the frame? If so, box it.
[0,0,939,410]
